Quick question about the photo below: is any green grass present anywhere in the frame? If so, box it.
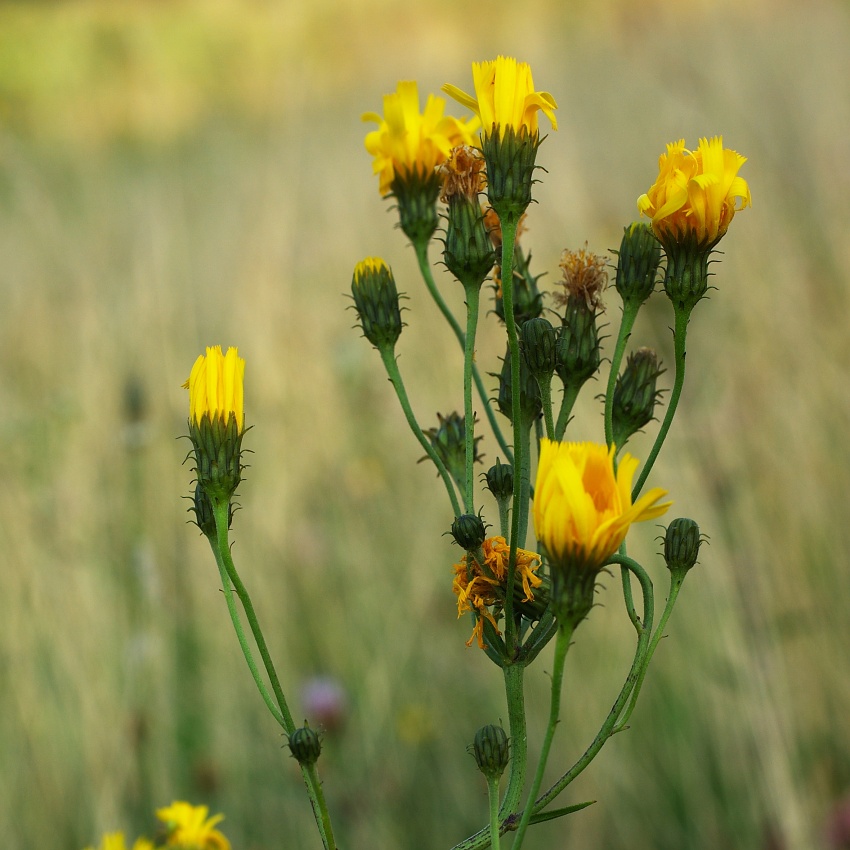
[2,1,850,848]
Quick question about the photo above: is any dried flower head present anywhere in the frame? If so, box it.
[555,245,608,312]
[437,144,486,202]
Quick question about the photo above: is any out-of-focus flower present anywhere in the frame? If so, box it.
[83,833,154,850]
[453,536,542,648]
[157,801,230,850]
[442,56,557,139]
[637,136,751,250]
[362,80,479,197]
[301,676,348,732]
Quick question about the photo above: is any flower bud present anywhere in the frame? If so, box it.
[393,170,441,246]
[469,724,510,780]
[614,222,661,308]
[493,261,545,327]
[443,195,497,289]
[520,317,558,380]
[495,344,542,428]
[663,518,704,574]
[484,459,513,502]
[425,412,482,493]
[351,257,403,350]
[451,514,487,551]
[287,724,322,766]
[555,296,601,391]
[611,348,665,448]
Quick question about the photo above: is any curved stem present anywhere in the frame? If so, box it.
[211,501,338,850]
[209,506,285,729]
[554,383,580,442]
[604,303,640,449]
[632,306,691,499]
[512,624,573,850]
[463,285,482,513]
[532,556,653,814]
[378,345,462,518]
[413,239,513,464]
[615,570,685,730]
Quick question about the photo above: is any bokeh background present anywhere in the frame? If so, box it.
[2,0,850,847]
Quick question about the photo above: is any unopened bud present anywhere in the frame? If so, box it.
[611,348,664,448]
[614,222,661,307]
[288,724,322,766]
[469,724,510,780]
[444,195,496,289]
[555,296,601,390]
[451,514,487,551]
[351,257,403,350]
[495,344,542,428]
[425,412,482,493]
[663,518,704,574]
[484,459,513,502]
[520,317,558,380]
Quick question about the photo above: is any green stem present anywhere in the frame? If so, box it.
[463,284,482,513]
[618,543,641,634]
[604,302,640,449]
[208,507,285,730]
[615,570,685,731]
[413,239,513,464]
[554,383,580,442]
[378,345,462,518]
[211,501,338,850]
[512,623,573,850]
[632,306,691,499]
[486,775,502,850]
[533,556,653,814]
[499,217,522,654]
[498,662,527,819]
[539,376,555,440]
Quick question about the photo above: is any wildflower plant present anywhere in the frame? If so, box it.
[179,55,749,850]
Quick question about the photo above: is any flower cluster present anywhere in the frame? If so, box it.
[452,536,542,649]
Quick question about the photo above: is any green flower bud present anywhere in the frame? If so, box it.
[494,344,542,428]
[451,514,487,551]
[614,222,661,307]
[469,724,510,780]
[520,317,558,380]
[443,195,496,290]
[391,168,441,247]
[663,518,704,574]
[484,459,513,502]
[493,259,545,327]
[481,126,541,223]
[611,348,665,448]
[425,412,482,493]
[351,257,403,350]
[288,724,322,766]
[555,295,601,390]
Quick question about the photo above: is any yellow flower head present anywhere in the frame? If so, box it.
[183,346,245,433]
[637,136,751,248]
[156,801,231,850]
[362,80,480,196]
[442,56,558,139]
[533,440,671,572]
[452,536,542,649]
[84,834,154,850]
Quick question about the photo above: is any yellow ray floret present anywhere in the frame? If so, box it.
[443,56,558,139]
[362,80,480,196]
[183,346,245,433]
[638,136,751,247]
[533,440,671,571]
[84,833,155,850]
[156,801,231,850]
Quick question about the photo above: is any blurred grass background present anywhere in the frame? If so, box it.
[1,0,850,847]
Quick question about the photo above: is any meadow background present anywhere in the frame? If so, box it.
[2,0,849,848]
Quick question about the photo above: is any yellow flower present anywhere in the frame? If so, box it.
[533,440,671,572]
[637,136,751,248]
[362,80,479,196]
[442,56,558,139]
[156,801,231,850]
[83,834,154,850]
[452,536,542,648]
[183,346,245,433]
